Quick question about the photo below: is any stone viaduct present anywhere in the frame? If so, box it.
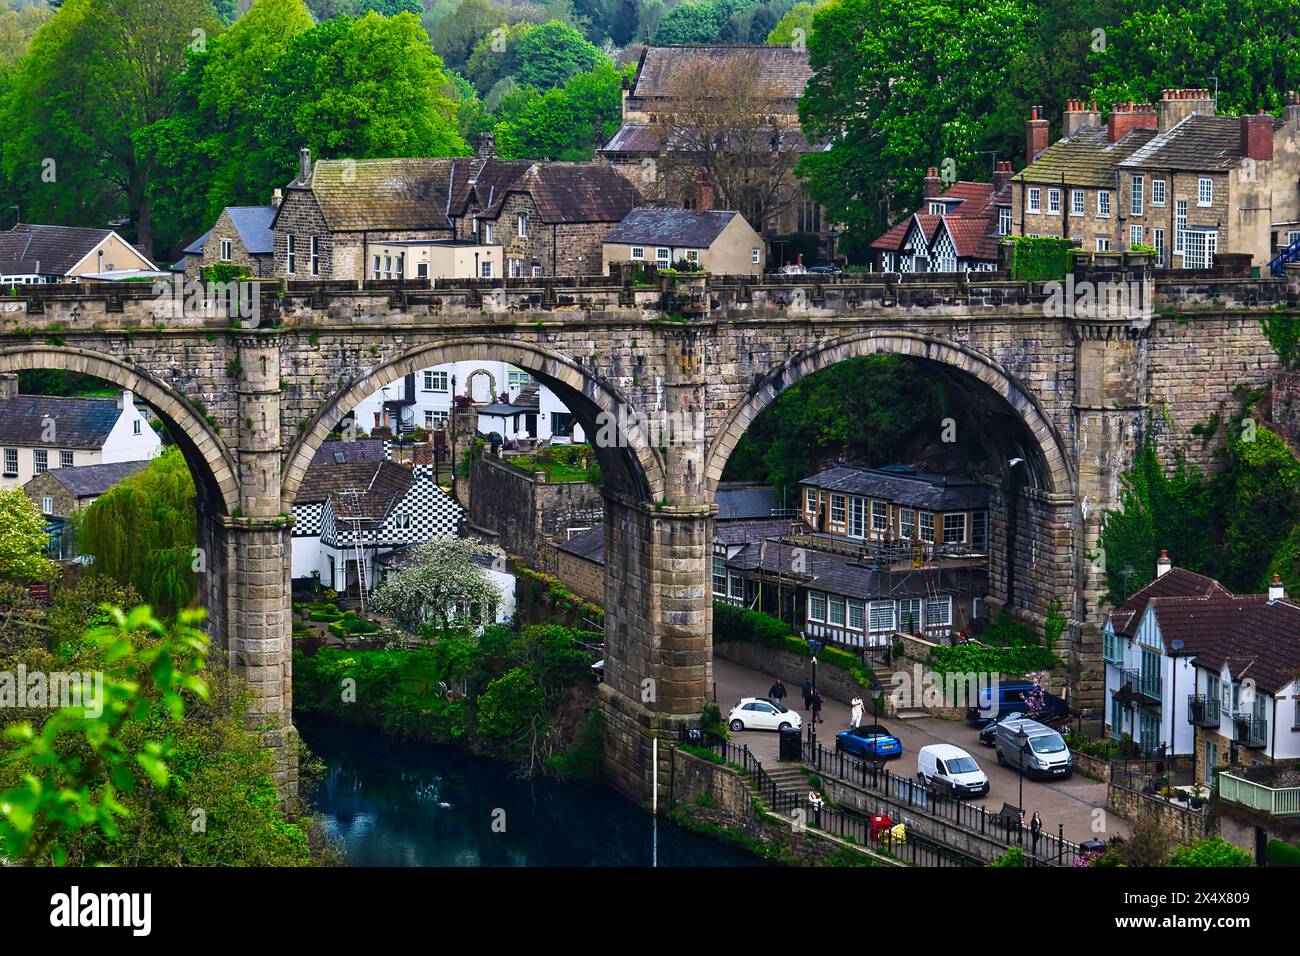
[0,254,1286,805]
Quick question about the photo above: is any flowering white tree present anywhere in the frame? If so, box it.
[371,537,504,636]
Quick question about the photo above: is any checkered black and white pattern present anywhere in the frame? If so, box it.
[292,501,326,538]
[320,476,462,548]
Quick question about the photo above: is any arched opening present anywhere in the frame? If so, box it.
[705,331,1076,657]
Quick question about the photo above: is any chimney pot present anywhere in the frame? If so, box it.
[298,146,311,183]
[1156,548,1172,578]
[1269,574,1286,602]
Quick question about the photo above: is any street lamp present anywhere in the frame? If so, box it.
[870,676,883,722]
[828,226,839,267]
[809,650,819,748]
[1016,726,1030,817]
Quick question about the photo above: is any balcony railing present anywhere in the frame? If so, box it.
[1123,668,1162,702]
[1219,774,1300,816]
[1188,694,1221,728]
[1233,713,1268,749]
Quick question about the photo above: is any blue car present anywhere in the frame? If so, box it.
[835,723,903,759]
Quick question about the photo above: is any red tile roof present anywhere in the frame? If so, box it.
[869,181,1006,261]
[1110,567,1228,636]
[1148,594,1300,694]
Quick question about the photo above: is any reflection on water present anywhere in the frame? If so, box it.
[300,718,767,867]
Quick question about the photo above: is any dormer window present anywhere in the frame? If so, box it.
[928,201,945,215]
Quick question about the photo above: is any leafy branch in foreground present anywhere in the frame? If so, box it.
[0,605,209,865]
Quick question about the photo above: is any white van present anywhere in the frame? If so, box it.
[995,718,1073,779]
[916,744,989,798]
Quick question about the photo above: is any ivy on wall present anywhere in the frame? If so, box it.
[1006,236,1074,282]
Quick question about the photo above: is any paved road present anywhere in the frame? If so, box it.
[711,657,1131,846]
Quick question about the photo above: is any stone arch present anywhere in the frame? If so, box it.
[462,367,497,403]
[704,330,1074,497]
[0,345,240,515]
[282,336,667,506]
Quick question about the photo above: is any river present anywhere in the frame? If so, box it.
[299,718,767,867]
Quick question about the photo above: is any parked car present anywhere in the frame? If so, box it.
[978,710,1025,746]
[728,697,802,732]
[836,723,903,759]
[806,266,843,275]
[994,718,1073,779]
[916,744,989,798]
[965,681,1068,726]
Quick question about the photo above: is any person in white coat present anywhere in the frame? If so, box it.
[849,696,864,729]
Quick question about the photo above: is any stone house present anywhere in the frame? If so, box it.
[271,139,639,280]
[1014,90,1300,267]
[177,203,278,278]
[598,45,832,263]
[0,223,158,284]
[871,166,1013,272]
[23,459,148,519]
[0,379,161,489]
[601,208,766,275]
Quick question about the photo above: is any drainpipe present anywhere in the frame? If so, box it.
[552,224,557,275]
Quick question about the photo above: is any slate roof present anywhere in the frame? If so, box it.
[600,123,661,155]
[557,525,605,563]
[1149,593,1300,695]
[295,158,460,232]
[726,540,937,601]
[297,455,410,507]
[800,464,990,511]
[715,483,779,520]
[182,229,212,255]
[38,459,149,497]
[631,46,811,101]
[714,518,797,547]
[1015,125,1158,188]
[605,209,741,247]
[224,206,276,255]
[1120,114,1270,172]
[0,395,124,448]
[0,224,155,275]
[505,164,640,224]
[310,438,388,467]
[1109,567,1229,636]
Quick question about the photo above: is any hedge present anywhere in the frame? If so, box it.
[1007,236,1074,281]
[1267,839,1300,867]
[713,602,876,688]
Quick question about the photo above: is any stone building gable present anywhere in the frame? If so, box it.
[201,209,271,278]
[23,470,77,518]
[273,190,330,278]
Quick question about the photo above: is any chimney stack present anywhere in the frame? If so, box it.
[922,166,943,199]
[1286,91,1300,128]
[1157,88,1216,133]
[272,187,283,208]
[298,146,311,183]
[1026,106,1050,165]
[1156,548,1172,578]
[693,170,714,210]
[992,160,1013,196]
[1107,101,1157,143]
[1241,111,1274,161]
[475,132,497,159]
[1062,98,1101,137]
[0,373,17,402]
[1269,574,1286,602]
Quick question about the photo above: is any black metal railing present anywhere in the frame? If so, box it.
[1234,713,1268,749]
[801,740,1080,866]
[1188,694,1220,728]
[1122,668,1162,701]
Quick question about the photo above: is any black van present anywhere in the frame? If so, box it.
[965,681,1068,726]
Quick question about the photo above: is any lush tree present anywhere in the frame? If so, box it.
[0,2,50,70]
[493,60,628,160]
[464,20,533,95]
[1216,425,1300,593]
[370,536,505,635]
[513,20,603,90]
[653,0,726,42]
[0,487,55,583]
[1169,836,1253,867]
[78,447,197,616]
[767,0,823,45]
[428,0,515,73]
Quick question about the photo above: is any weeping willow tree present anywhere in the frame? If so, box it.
[79,447,197,616]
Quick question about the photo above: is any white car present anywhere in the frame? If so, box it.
[727,697,802,732]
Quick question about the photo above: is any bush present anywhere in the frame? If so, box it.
[1168,836,1253,868]
[927,640,1061,677]
[1007,235,1074,281]
[1267,839,1300,867]
[712,602,876,688]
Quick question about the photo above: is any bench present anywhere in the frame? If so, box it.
[991,802,1022,826]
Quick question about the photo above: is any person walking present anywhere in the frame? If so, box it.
[849,695,864,729]
[802,679,814,712]
[1030,811,1043,855]
[811,690,824,724]
[769,678,787,706]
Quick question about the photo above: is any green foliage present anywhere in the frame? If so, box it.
[722,354,961,495]
[493,61,630,161]
[767,0,822,44]
[0,487,56,583]
[549,706,605,781]
[1267,839,1300,867]
[981,611,1032,646]
[78,448,197,616]
[476,666,545,754]
[927,639,1061,676]
[989,846,1026,866]
[1261,310,1300,371]
[1042,599,1066,649]
[512,21,603,91]
[1168,836,1253,868]
[713,602,877,688]
[1217,425,1300,592]
[1008,236,1074,281]
[200,263,253,284]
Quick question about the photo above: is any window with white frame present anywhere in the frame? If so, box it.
[373,255,381,279]
[848,600,865,631]
[1129,224,1143,249]
[60,450,73,469]
[1070,189,1084,216]
[898,598,922,633]
[423,370,449,392]
[417,262,428,279]
[751,248,760,264]
[1183,229,1217,269]
[1151,179,1166,206]
[1027,187,1041,212]
[805,487,817,514]
[484,222,495,243]
[517,213,527,237]
[1130,175,1144,215]
[919,511,934,541]
[631,247,644,260]
[684,249,699,263]
[1153,227,1165,266]
[942,512,966,544]
[424,410,435,429]
[41,496,53,514]
[928,201,945,215]
[656,247,670,265]
[848,497,866,538]
[713,556,727,596]
[925,595,952,628]
[3,448,17,477]
[729,574,744,600]
[871,500,888,533]
[1096,237,1110,251]
[898,507,914,540]
[430,410,448,429]
[808,591,826,621]
[829,494,846,526]
[219,239,232,261]
[1198,177,1213,207]
[828,595,846,626]
[384,254,392,278]
[1097,190,1111,217]
[1047,188,1061,213]
[133,419,141,435]
[1175,200,1187,253]
[481,260,493,278]
[34,449,47,475]
[869,600,895,632]
[286,234,296,274]
[998,207,1011,235]
[310,236,320,276]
